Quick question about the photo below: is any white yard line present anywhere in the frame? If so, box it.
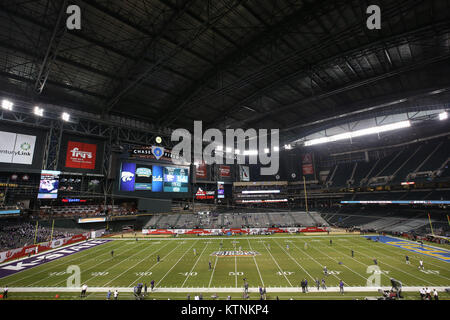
[103,241,172,287]
[2,240,121,284]
[247,239,264,287]
[274,239,315,283]
[128,241,184,287]
[155,240,198,287]
[24,241,129,287]
[182,241,210,287]
[263,243,293,287]
[208,256,219,288]
[234,242,238,288]
[334,241,439,287]
[51,241,150,287]
[362,239,450,281]
[293,239,364,285]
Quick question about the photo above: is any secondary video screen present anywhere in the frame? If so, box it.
[37,170,61,199]
[119,162,189,193]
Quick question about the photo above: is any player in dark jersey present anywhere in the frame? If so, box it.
[150,280,155,291]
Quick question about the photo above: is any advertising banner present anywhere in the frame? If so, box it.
[302,153,314,176]
[119,162,136,191]
[196,162,208,180]
[0,233,90,264]
[0,131,36,165]
[219,165,231,177]
[240,165,250,181]
[65,141,97,169]
[141,226,328,235]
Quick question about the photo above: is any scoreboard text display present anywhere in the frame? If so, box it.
[119,162,189,193]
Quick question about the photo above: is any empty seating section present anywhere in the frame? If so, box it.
[320,207,448,235]
[377,147,414,177]
[351,160,376,186]
[418,139,450,172]
[392,141,438,183]
[45,204,135,218]
[324,138,449,189]
[369,152,397,178]
[331,163,355,187]
[143,211,328,229]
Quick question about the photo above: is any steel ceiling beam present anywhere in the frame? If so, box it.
[158,0,346,127]
[103,0,246,114]
[207,22,450,129]
[33,0,68,95]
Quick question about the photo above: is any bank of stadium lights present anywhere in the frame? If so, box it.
[284,144,292,150]
[243,150,258,155]
[1,99,13,110]
[304,120,411,146]
[33,106,44,117]
[439,111,448,120]
[61,112,70,122]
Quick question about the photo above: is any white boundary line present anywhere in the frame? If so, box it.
[6,286,449,293]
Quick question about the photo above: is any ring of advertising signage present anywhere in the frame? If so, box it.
[119,162,189,193]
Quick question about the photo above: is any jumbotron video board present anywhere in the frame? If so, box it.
[116,161,190,198]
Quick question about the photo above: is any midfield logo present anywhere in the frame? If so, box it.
[211,250,260,257]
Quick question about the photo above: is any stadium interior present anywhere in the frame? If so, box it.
[0,0,448,302]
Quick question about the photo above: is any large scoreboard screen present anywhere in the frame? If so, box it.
[119,162,189,195]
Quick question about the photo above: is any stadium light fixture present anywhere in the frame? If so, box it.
[284,144,292,150]
[439,111,448,120]
[62,112,70,121]
[34,106,44,117]
[1,99,13,110]
[243,150,258,155]
[264,148,270,153]
[304,120,411,146]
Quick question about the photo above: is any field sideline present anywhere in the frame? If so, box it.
[0,234,448,300]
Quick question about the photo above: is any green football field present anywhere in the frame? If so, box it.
[1,234,449,300]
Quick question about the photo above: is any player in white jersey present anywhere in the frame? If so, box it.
[419,260,424,270]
